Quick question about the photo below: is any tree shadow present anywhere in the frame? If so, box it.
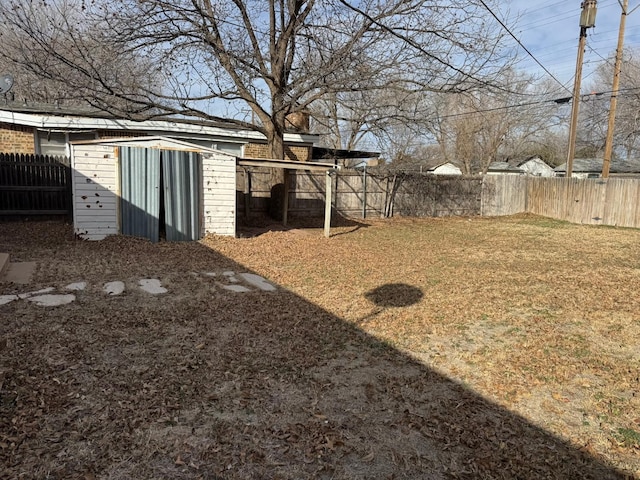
[365,283,424,308]
[0,222,633,479]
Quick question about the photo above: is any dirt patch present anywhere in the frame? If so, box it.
[0,216,638,479]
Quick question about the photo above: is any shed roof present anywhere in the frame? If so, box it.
[70,136,237,156]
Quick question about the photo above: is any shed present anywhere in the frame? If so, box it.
[70,136,236,241]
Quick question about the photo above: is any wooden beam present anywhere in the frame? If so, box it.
[243,168,251,222]
[283,169,289,227]
[324,171,332,237]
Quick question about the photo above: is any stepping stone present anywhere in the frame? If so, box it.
[65,281,87,291]
[104,281,125,296]
[238,273,277,292]
[18,287,55,299]
[0,295,19,306]
[221,284,251,293]
[138,279,167,295]
[27,294,76,307]
[223,271,239,283]
[2,262,37,285]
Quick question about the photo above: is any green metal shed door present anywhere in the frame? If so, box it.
[120,147,161,242]
[162,150,201,241]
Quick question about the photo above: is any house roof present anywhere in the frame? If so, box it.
[427,161,461,171]
[488,161,524,173]
[554,158,640,173]
[0,101,318,145]
[515,156,550,167]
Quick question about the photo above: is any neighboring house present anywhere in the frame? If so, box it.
[0,102,317,161]
[554,158,640,178]
[427,162,462,175]
[516,156,555,177]
[487,162,524,175]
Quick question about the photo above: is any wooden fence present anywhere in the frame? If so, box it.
[236,169,484,220]
[0,153,72,217]
[525,177,640,228]
[237,169,640,229]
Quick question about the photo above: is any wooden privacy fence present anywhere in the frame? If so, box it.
[236,169,485,220]
[0,152,72,217]
[525,177,640,228]
[237,169,640,229]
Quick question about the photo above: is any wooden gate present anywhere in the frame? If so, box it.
[0,152,72,218]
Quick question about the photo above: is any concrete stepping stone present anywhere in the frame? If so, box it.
[223,271,240,283]
[0,295,18,306]
[238,273,277,292]
[65,281,87,291]
[139,279,167,295]
[2,261,37,284]
[27,294,76,307]
[104,281,125,296]
[221,284,251,293]
[18,287,55,299]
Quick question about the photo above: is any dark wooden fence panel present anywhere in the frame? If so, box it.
[0,152,72,217]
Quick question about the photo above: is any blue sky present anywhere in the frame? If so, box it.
[502,0,640,91]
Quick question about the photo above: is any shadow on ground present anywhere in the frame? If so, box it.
[0,221,631,479]
[237,212,369,238]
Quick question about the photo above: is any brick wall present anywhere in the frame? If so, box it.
[244,142,311,162]
[0,123,35,154]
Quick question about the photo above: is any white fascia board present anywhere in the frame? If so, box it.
[0,110,318,145]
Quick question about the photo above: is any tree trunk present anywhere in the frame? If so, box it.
[266,119,287,219]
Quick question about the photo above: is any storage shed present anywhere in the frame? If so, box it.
[70,137,236,241]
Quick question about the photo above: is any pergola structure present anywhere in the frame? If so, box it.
[236,157,339,237]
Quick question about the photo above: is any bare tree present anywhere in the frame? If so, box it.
[424,72,567,174]
[582,48,640,160]
[0,0,159,109]
[0,0,511,162]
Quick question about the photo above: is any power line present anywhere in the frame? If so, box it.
[477,0,573,95]
[428,86,640,121]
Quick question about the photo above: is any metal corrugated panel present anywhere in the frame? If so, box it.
[120,147,161,242]
[162,150,201,241]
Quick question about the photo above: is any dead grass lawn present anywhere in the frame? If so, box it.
[1,214,639,479]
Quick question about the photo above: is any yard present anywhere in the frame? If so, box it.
[1,215,639,479]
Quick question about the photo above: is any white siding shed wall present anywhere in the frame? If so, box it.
[202,152,236,236]
[71,144,119,240]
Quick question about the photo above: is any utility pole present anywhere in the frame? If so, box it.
[567,0,598,178]
[602,1,639,177]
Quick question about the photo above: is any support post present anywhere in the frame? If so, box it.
[362,165,367,219]
[324,170,332,238]
[602,0,628,178]
[567,31,587,178]
[282,169,289,227]
[567,0,598,177]
[243,168,251,222]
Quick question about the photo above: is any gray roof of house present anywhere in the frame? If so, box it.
[488,161,524,172]
[0,99,255,131]
[554,158,640,173]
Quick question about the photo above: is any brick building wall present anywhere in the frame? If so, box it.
[0,123,35,154]
[244,142,311,162]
